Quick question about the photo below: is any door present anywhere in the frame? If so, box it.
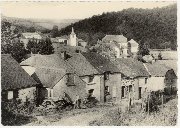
[121,86,125,98]
[139,87,142,99]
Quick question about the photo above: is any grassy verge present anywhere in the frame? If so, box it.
[89,98,177,126]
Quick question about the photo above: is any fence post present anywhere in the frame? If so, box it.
[162,91,164,109]
[147,92,150,115]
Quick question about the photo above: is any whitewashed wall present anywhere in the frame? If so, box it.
[147,76,165,91]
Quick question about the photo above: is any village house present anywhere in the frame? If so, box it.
[100,35,138,59]
[20,32,42,48]
[111,58,149,105]
[128,39,139,56]
[144,62,177,93]
[102,35,128,58]
[67,52,122,103]
[1,54,38,103]
[20,54,86,104]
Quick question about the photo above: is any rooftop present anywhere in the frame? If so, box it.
[1,54,38,90]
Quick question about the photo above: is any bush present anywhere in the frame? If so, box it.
[1,101,37,125]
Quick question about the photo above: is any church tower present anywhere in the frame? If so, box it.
[68,27,77,46]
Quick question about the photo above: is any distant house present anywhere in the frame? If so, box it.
[20,54,86,104]
[144,62,177,92]
[67,52,122,103]
[20,32,42,48]
[77,38,87,48]
[128,39,139,55]
[101,35,128,58]
[1,54,38,103]
[111,58,149,103]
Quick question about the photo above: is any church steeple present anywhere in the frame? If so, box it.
[68,27,77,46]
[71,27,75,35]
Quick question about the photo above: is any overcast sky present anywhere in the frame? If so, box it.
[0,1,176,20]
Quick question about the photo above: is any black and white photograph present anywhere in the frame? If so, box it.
[0,0,178,126]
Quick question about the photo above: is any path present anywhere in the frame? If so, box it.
[52,111,103,126]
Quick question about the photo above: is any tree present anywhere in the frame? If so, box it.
[26,38,39,54]
[137,39,150,56]
[27,26,36,32]
[1,21,27,62]
[51,25,59,38]
[10,41,27,63]
[38,38,54,55]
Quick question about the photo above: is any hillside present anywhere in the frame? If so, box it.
[33,19,80,30]
[1,16,80,33]
[1,16,49,33]
[59,4,177,50]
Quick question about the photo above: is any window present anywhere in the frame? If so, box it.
[129,85,132,92]
[121,86,125,98]
[145,78,148,84]
[8,91,13,100]
[67,73,75,86]
[88,89,94,97]
[105,86,110,95]
[104,72,109,80]
[88,75,94,83]
[139,87,142,99]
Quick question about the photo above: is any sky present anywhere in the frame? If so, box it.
[0,1,176,20]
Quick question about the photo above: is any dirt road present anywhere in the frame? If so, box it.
[26,107,108,126]
[52,111,103,126]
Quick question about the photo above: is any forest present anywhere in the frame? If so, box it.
[59,4,177,50]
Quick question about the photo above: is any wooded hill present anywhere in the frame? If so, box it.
[59,4,177,50]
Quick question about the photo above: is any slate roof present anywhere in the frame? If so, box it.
[81,52,120,74]
[144,61,175,77]
[112,58,149,78]
[155,60,177,75]
[66,53,99,76]
[1,54,38,90]
[20,54,73,73]
[32,67,66,88]
[102,35,127,44]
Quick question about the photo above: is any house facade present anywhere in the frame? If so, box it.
[101,35,129,58]
[144,62,177,93]
[111,58,149,105]
[128,39,139,55]
[20,54,86,104]
[67,52,122,103]
[1,54,38,103]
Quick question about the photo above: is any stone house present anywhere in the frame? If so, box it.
[101,35,130,58]
[144,62,177,93]
[1,54,38,103]
[20,54,86,104]
[111,58,149,104]
[128,39,139,56]
[67,52,122,103]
